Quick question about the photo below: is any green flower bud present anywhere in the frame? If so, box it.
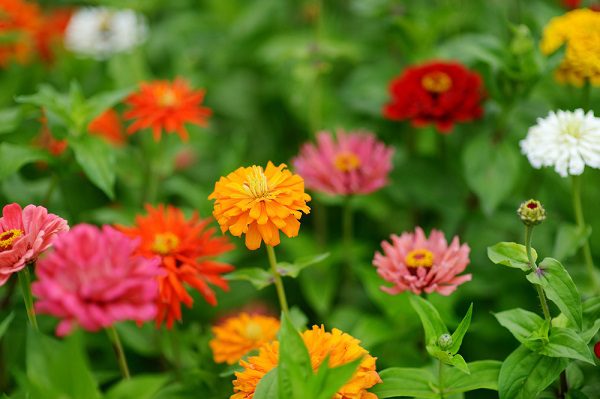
[517,199,546,226]
[438,333,453,350]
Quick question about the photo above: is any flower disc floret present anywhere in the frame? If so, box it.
[209,162,311,250]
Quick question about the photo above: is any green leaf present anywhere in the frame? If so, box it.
[494,308,546,343]
[462,135,520,215]
[0,143,48,180]
[225,268,273,289]
[255,368,279,399]
[370,367,438,399]
[0,107,22,134]
[0,313,14,339]
[409,295,448,346]
[277,252,329,278]
[537,327,595,364]
[278,313,311,399]
[449,303,473,355]
[526,258,582,330]
[444,360,502,394]
[553,223,592,261]
[104,375,168,399]
[498,345,568,399]
[311,356,362,399]
[69,135,116,199]
[488,242,536,271]
[450,354,470,375]
[84,87,132,122]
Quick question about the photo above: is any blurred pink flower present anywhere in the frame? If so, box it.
[32,224,161,336]
[292,130,394,195]
[373,227,471,296]
[0,203,69,286]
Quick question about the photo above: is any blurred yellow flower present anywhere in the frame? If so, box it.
[209,162,311,250]
[231,325,381,399]
[540,9,600,86]
[210,313,280,365]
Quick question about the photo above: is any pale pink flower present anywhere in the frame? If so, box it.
[0,203,69,286]
[373,227,471,296]
[292,130,394,195]
[32,224,161,336]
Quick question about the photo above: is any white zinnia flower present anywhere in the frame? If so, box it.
[520,109,600,177]
[64,7,147,60]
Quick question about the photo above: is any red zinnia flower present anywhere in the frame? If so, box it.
[561,0,581,8]
[123,78,212,142]
[595,341,600,358]
[34,8,71,64]
[0,0,41,66]
[383,61,485,133]
[117,204,234,328]
[89,109,125,146]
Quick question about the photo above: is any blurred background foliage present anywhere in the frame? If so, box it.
[1,0,599,398]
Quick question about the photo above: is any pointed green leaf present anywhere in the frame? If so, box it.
[526,258,582,330]
[449,303,473,354]
[450,354,470,375]
[69,135,116,199]
[0,143,48,180]
[538,327,595,364]
[494,308,546,343]
[255,368,279,399]
[277,252,330,278]
[225,268,273,289]
[278,313,311,399]
[444,360,501,395]
[104,374,168,399]
[409,295,448,346]
[0,107,22,134]
[312,356,362,399]
[488,242,536,271]
[0,313,14,339]
[85,87,133,122]
[370,367,438,399]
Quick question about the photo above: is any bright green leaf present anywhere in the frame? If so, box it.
[449,303,473,355]
[487,242,536,271]
[104,374,168,399]
[0,313,14,339]
[370,367,438,399]
[444,360,501,395]
[0,107,22,134]
[0,143,48,181]
[450,354,470,375]
[494,308,546,343]
[69,135,116,199]
[277,252,329,278]
[278,313,311,399]
[255,368,279,399]
[312,356,362,399]
[553,223,591,261]
[409,295,448,346]
[225,268,273,289]
[538,327,595,364]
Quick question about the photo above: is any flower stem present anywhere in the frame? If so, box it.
[525,225,551,321]
[342,196,354,268]
[106,326,131,380]
[266,245,289,317]
[582,79,591,111]
[438,359,445,399]
[18,266,38,331]
[571,174,600,293]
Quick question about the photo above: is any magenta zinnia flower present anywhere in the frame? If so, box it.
[0,203,69,286]
[373,227,471,296]
[292,130,394,196]
[32,224,161,336]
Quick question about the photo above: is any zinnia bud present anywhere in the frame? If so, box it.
[517,199,546,226]
[438,333,453,350]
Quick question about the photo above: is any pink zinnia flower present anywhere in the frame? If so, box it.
[0,203,69,286]
[373,227,471,296]
[32,224,161,336]
[292,130,394,196]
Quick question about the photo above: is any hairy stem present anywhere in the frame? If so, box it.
[525,226,551,321]
[106,326,131,380]
[266,245,289,316]
[18,266,38,331]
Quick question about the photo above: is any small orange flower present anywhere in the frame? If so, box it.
[36,111,67,156]
[0,0,41,66]
[117,204,234,328]
[34,8,71,64]
[210,312,280,365]
[123,78,212,142]
[232,325,381,399]
[209,162,311,250]
[89,109,125,146]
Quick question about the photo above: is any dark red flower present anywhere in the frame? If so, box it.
[383,61,485,134]
[561,0,581,9]
[595,341,600,358]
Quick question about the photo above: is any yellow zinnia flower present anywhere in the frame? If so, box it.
[210,312,280,365]
[209,162,311,250]
[540,9,600,86]
[231,325,381,399]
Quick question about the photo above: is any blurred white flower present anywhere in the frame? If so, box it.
[520,109,600,177]
[64,7,147,59]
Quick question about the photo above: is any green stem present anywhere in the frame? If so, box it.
[571,175,600,293]
[525,226,551,321]
[342,196,354,268]
[438,359,445,399]
[582,79,591,111]
[18,266,38,331]
[106,326,131,380]
[42,174,59,206]
[266,245,289,316]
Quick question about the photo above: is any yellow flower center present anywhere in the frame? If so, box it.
[243,166,273,199]
[421,71,453,93]
[405,248,434,268]
[152,232,180,255]
[563,119,584,138]
[159,89,178,107]
[334,152,361,172]
[0,229,23,249]
[245,322,263,341]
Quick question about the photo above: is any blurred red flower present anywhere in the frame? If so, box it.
[561,0,581,8]
[117,204,234,328]
[124,78,212,142]
[89,109,125,146]
[34,8,71,64]
[383,61,485,133]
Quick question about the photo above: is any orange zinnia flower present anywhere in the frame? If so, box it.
[209,162,311,250]
[232,325,381,399]
[123,78,212,142]
[89,109,125,146]
[0,0,41,66]
[117,204,234,328]
[210,312,280,365]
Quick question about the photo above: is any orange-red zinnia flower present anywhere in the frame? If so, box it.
[209,162,311,250]
[123,78,212,142]
[210,312,280,365]
[117,204,234,328]
[232,325,381,399]
[89,109,125,146]
[0,0,41,66]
